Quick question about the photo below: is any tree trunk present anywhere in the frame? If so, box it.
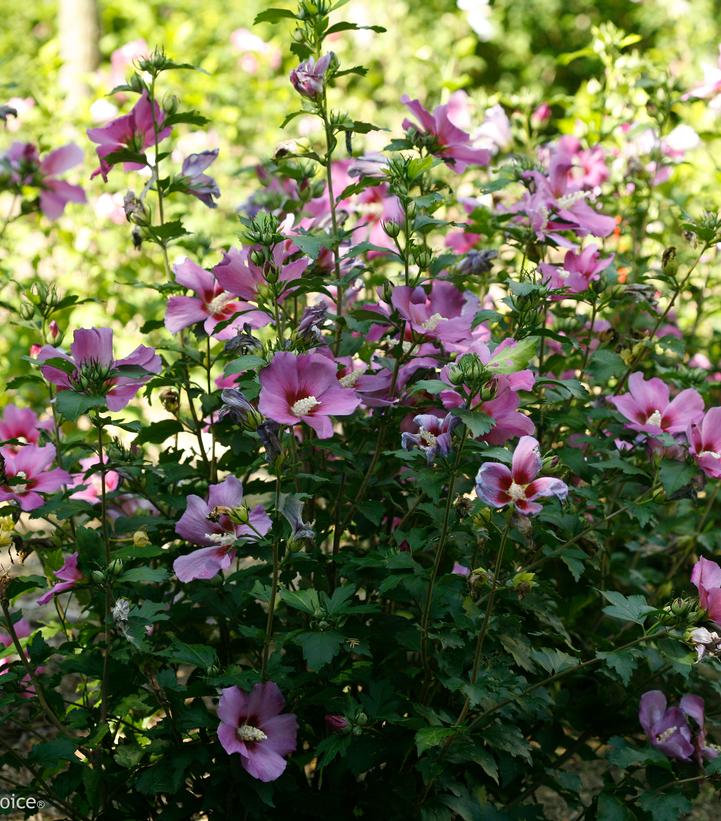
[58,0,101,110]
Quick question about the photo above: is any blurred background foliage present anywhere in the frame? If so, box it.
[1,0,721,409]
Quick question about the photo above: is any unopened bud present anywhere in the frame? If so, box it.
[382,220,401,239]
[133,531,150,548]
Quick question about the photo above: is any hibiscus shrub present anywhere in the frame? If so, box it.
[3,5,721,820]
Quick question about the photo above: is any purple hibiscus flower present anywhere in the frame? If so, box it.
[173,477,272,582]
[217,681,298,781]
[687,407,721,479]
[401,412,459,463]
[609,372,704,436]
[37,328,161,412]
[475,435,568,516]
[87,91,171,181]
[37,553,82,606]
[258,351,360,440]
[401,95,491,172]
[639,690,718,763]
[0,444,70,511]
[2,142,86,219]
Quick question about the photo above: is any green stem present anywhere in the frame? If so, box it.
[261,474,282,679]
[419,428,469,693]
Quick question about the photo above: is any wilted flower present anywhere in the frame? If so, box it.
[475,435,568,515]
[217,682,298,781]
[178,149,220,208]
[688,626,721,661]
[219,389,263,430]
[457,249,497,277]
[290,53,334,100]
[279,494,315,547]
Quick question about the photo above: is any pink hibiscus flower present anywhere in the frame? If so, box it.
[173,477,272,582]
[69,455,120,505]
[165,258,251,339]
[0,444,70,511]
[0,405,52,453]
[87,90,171,181]
[37,553,82,605]
[687,407,721,479]
[38,328,161,412]
[475,435,568,515]
[258,352,360,439]
[217,681,298,781]
[609,372,704,436]
[213,244,309,304]
[401,95,491,172]
[691,557,721,626]
[3,142,86,219]
[539,244,613,294]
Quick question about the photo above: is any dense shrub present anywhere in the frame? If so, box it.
[2,2,721,819]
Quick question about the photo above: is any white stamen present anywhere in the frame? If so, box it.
[206,532,237,547]
[13,471,28,494]
[291,395,321,416]
[646,410,663,427]
[401,340,415,354]
[556,191,588,208]
[699,450,721,460]
[418,428,438,448]
[339,367,365,388]
[421,312,444,332]
[237,724,267,742]
[656,726,678,744]
[207,292,235,315]
[508,482,527,502]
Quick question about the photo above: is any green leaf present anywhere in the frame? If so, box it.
[597,650,637,685]
[119,566,169,584]
[409,379,450,395]
[134,420,184,445]
[659,460,696,495]
[531,647,577,675]
[452,409,495,437]
[30,738,77,764]
[294,630,345,670]
[601,591,657,625]
[280,588,320,615]
[158,640,218,669]
[637,792,691,821]
[415,726,456,756]
[254,8,297,24]
[596,792,637,821]
[56,390,106,420]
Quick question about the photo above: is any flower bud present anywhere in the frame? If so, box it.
[160,389,180,415]
[382,219,401,239]
[133,530,150,548]
[662,246,678,277]
[324,714,350,733]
